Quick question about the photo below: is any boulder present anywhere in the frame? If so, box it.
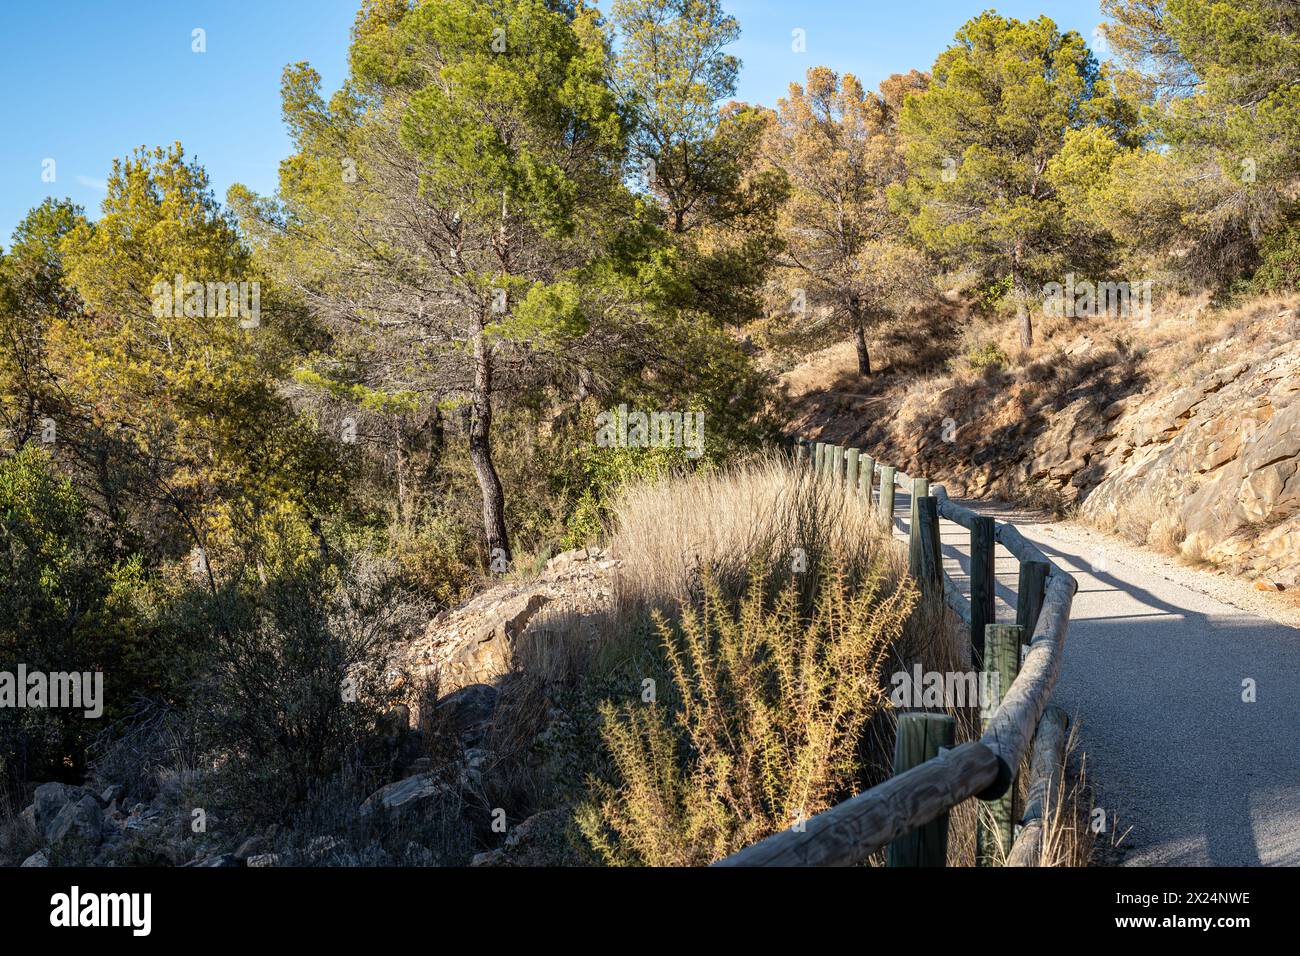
[359,772,454,820]
[20,850,49,868]
[33,782,82,840]
[436,684,498,746]
[245,853,279,867]
[47,794,103,852]
[438,592,549,688]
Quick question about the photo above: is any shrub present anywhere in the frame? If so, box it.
[0,447,129,793]
[1250,217,1300,293]
[967,341,1009,373]
[193,555,423,825]
[577,558,918,866]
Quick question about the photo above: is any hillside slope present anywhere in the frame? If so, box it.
[782,295,1300,590]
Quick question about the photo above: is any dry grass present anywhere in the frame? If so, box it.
[1083,481,1189,553]
[608,453,905,618]
[577,456,972,865]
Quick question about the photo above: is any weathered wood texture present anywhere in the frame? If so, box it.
[970,515,996,668]
[1007,706,1070,866]
[714,742,1000,867]
[908,477,930,575]
[879,465,897,528]
[887,713,957,867]
[916,496,943,595]
[977,572,1073,799]
[978,624,1023,865]
[1016,560,1050,639]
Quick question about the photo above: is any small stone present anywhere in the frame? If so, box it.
[20,850,49,868]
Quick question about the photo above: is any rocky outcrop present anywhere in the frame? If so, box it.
[808,305,1299,589]
[402,546,619,695]
[1078,329,1300,586]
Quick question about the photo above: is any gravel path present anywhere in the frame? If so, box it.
[892,492,1300,867]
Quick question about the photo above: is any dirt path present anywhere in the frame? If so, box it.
[892,491,1300,867]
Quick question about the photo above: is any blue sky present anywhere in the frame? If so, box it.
[0,0,1110,243]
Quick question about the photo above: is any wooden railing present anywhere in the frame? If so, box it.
[715,440,1078,867]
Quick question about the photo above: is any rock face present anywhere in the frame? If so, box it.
[47,795,103,852]
[813,306,1299,589]
[403,546,619,695]
[1078,332,1300,586]
[33,782,83,839]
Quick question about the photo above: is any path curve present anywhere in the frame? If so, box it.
[892,491,1300,866]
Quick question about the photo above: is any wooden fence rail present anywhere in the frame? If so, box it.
[715,438,1078,868]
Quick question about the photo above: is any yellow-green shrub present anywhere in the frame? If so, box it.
[578,558,917,866]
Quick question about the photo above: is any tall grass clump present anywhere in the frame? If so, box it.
[609,454,899,618]
[577,558,918,866]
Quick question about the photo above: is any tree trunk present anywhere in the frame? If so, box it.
[851,300,871,376]
[1012,241,1032,348]
[1018,299,1033,349]
[468,324,511,566]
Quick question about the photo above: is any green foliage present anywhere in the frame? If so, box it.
[1249,216,1300,293]
[973,275,1014,314]
[578,559,917,866]
[193,557,416,825]
[967,341,1009,373]
[1102,0,1300,283]
[893,12,1138,324]
[53,144,341,575]
[0,448,170,790]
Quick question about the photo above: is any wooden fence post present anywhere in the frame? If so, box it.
[970,516,996,669]
[915,497,943,595]
[1016,560,1050,639]
[978,623,1024,865]
[795,441,807,467]
[813,442,825,475]
[860,455,875,502]
[845,448,860,492]
[886,712,956,867]
[830,445,844,482]
[908,476,930,576]
[879,465,896,529]
[1007,705,1069,866]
